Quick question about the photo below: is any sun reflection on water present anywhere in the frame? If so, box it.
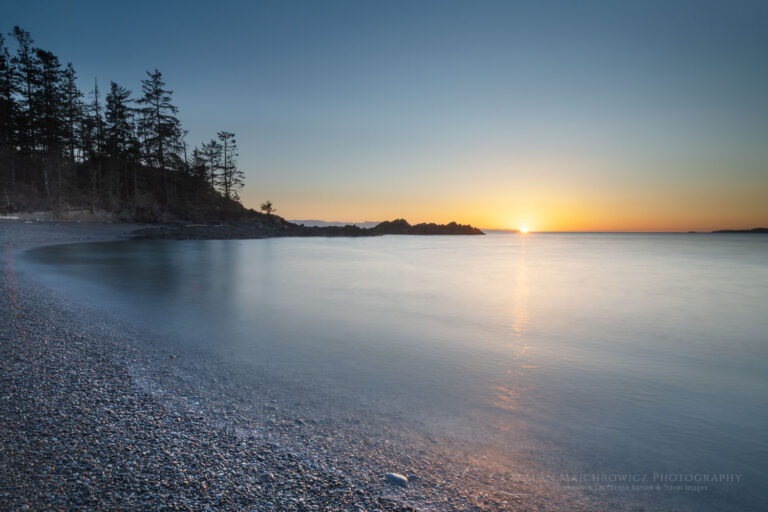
[490,235,533,413]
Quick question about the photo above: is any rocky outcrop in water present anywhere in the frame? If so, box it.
[371,219,484,235]
[131,218,485,240]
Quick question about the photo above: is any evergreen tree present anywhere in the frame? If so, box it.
[189,147,208,184]
[201,138,222,188]
[260,200,275,216]
[34,49,63,155]
[35,48,64,195]
[138,69,181,202]
[10,26,37,154]
[106,81,136,200]
[61,63,83,171]
[0,34,15,188]
[105,82,133,160]
[216,131,243,200]
[83,79,104,211]
[34,49,65,195]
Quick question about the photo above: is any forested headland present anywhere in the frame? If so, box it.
[0,26,484,236]
[0,26,252,222]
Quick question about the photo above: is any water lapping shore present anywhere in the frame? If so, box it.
[0,221,597,511]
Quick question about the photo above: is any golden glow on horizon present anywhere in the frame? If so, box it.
[243,191,767,232]
[519,227,529,234]
[242,154,768,232]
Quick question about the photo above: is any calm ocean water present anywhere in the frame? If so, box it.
[24,233,768,511]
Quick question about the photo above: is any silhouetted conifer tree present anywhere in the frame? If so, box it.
[34,49,64,195]
[61,63,83,172]
[216,131,243,200]
[105,82,133,160]
[138,69,181,203]
[0,34,15,190]
[105,81,137,200]
[190,147,208,184]
[201,138,222,188]
[10,26,36,156]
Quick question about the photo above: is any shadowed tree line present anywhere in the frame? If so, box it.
[0,26,245,220]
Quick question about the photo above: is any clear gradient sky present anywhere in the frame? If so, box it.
[5,0,767,231]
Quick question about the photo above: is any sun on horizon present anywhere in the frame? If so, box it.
[519,227,529,234]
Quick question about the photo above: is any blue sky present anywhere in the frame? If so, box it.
[4,0,767,229]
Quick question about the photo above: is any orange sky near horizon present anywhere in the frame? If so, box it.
[242,188,768,232]
[248,196,766,232]
[241,154,768,232]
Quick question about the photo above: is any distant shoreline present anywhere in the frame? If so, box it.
[710,227,768,234]
[131,218,484,240]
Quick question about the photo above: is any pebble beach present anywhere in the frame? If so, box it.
[0,221,599,511]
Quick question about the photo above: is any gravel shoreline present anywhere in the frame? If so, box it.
[1,221,602,511]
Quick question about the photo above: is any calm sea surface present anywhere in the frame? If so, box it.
[24,233,768,510]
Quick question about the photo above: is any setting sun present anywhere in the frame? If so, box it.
[520,227,529,234]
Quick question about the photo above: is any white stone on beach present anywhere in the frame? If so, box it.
[385,472,408,487]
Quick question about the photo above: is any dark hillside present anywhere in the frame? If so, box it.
[0,27,248,223]
[1,160,253,223]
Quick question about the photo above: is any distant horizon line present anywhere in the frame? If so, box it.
[288,220,767,234]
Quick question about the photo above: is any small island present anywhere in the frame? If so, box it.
[712,228,768,234]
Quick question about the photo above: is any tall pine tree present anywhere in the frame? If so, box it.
[201,138,222,189]
[138,69,181,203]
[61,63,83,173]
[105,81,136,200]
[34,49,64,195]
[216,131,243,200]
[0,34,16,190]
[10,26,36,155]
